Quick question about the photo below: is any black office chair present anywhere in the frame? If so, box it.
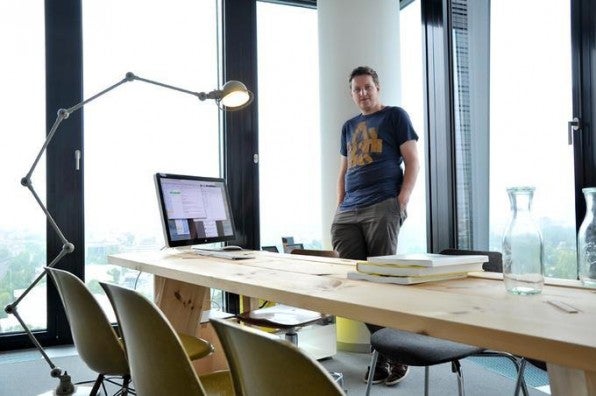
[442,249,539,395]
[261,246,280,252]
[366,329,483,396]
[283,243,304,253]
[365,250,529,396]
[290,248,340,258]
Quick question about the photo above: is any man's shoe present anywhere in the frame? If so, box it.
[363,362,390,384]
[385,364,410,386]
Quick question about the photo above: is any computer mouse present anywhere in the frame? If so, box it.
[222,245,243,251]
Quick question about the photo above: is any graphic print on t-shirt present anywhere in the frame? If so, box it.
[347,121,383,169]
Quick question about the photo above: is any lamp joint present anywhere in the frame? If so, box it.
[50,367,64,378]
[57,108,70,120]
[63,243,75,254]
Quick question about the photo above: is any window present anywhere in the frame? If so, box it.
[257,2,321,252]
[82,1,221,301]
[489,0,575,278]
[0,2,47,336]
[398,0,427,253]
[452,0,576,278]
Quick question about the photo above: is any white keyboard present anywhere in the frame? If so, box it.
[192,249,255,260]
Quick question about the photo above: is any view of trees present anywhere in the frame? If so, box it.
[0,210,581,334]
[0,234,45,331]
[489,219,578,279]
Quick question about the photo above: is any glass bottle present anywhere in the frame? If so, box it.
[502,186,544,295]
[577,187,596,287]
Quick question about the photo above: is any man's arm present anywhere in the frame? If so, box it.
[337,156,348,206]
[397,140,420,212]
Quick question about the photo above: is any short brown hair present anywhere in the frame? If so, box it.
[349,66,380,88]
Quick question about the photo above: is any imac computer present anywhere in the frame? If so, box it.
[154,173,253,259]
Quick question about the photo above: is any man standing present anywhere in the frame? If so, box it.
[331,66,420,386]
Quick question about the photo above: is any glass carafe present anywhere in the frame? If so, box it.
[577,187,596,287]
[502,186,544,295]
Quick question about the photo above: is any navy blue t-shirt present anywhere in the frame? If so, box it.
[339,106,418,211]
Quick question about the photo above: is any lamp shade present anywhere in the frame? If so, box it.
[219,80,254,109]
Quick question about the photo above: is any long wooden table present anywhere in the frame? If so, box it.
[108,250,596,395]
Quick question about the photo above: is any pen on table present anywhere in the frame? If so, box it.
[546,299,579,313]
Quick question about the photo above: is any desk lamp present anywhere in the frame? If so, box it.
[4,72,253,395]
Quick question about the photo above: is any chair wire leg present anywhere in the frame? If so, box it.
[514,358,528,396]
[452,360,465,396]
[364,350,379,396]
[476,351,529,396]
[424,366,430,396]
[122,374,131,396]
[90,373,104,396]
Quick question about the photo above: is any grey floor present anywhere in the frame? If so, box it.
[0,345,549,396]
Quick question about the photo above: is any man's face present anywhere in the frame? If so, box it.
[350,74,380,114]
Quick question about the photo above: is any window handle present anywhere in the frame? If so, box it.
[568,117,581,145]
[75,149,81,171]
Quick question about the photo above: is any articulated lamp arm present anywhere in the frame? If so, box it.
[5,72,253,395]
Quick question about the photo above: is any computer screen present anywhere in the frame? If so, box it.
[154,173,236,248]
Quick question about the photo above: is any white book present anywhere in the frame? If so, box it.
[356,261,484,277]
[366,253,488,268]
[347,271,468,285]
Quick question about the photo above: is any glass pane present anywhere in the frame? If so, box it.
[398,0,427,253]
[82,1,220,309]
[453,0,575,278]
[490,0,574,278]
[257,3,321,252]
[0,2,47,334]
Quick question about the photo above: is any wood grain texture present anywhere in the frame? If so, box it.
[154,275,207,336]
[548,363,594,396]
[111,250,596,395]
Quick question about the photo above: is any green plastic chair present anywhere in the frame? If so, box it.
[47,267,216,395]
[210,318,345,396]
[46,267,132,395]
[100,281,234,396]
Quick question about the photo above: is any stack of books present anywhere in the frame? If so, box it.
[347,253,487,285]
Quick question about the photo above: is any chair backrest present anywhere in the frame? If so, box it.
[440,249,502,273]
[46,267,129,376]
[210,318,344,396]
[100,282,206,396]
[261,245,279,252]
[290,248,340,258]
[284,243,304,253]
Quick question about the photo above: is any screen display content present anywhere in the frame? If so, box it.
[155,173,236,247]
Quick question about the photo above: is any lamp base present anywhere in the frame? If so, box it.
[38,385,96,396]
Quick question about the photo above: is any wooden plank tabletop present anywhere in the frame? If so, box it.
[108,250,596,373]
